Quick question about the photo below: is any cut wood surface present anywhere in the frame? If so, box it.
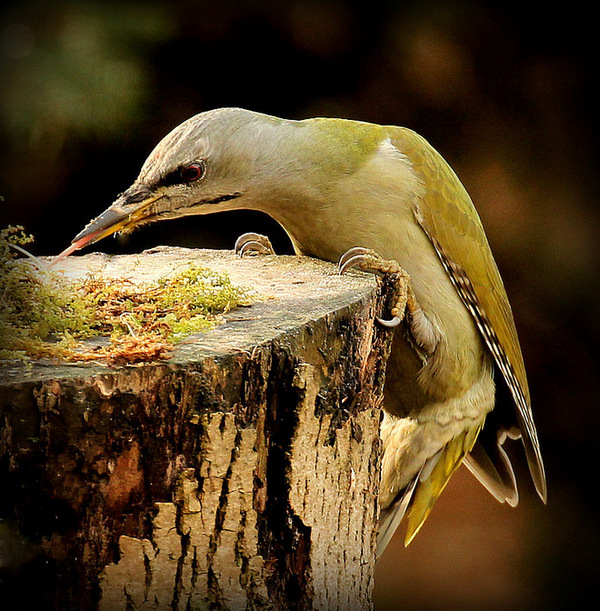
[0,246,396,610]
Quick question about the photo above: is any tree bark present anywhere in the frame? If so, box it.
[0,247,395,610]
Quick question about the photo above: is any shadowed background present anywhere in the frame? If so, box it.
[1,1,598,608]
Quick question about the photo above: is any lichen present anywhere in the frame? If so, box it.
[0,226,251,365]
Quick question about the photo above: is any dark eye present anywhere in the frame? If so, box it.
[180,162,205,183]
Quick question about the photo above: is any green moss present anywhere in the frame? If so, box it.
[0,226,252,364]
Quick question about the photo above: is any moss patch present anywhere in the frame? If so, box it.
[0,226,251,365]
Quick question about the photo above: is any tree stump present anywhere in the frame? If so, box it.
[0,246,395,610]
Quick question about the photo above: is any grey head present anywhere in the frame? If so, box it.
[65,108,299,253]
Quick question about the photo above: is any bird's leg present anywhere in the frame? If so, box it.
[339,247,408,327]
[234,232,276,257]
[339,247,439,356]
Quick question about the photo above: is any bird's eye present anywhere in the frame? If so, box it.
[180,162,205,183]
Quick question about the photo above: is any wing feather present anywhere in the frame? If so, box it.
[389,127,546,503]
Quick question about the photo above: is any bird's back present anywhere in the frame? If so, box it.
[373,126,546,550]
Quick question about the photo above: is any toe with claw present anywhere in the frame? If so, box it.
[234,232,276,257]
[338,247,408,328]
[234,232,275,257]
[338,246,439,356]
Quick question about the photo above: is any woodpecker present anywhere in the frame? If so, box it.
[55,108,546,553]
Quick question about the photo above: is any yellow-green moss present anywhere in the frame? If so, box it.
[0,226,251,364]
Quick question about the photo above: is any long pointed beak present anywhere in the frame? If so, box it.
[51,186,164,264]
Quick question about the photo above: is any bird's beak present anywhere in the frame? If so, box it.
[52,185,164,264]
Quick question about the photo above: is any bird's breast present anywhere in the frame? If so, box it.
[257,139,491,414]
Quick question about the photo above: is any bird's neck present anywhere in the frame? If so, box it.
[249,123,424,263]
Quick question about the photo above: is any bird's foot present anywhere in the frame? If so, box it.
[234,232,276,257]
[339,247,439,354]
[338,247,409,327]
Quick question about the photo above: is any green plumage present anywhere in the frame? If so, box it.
[391,126,546,499]
[406,424,482,545]
[62,108,547,553]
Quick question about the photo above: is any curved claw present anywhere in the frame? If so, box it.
[376,315,402,328]
[234,232,262,254]
[339,254,370,275]
[338,247,371,271]
[234,232,275,257]
[339,246,407,329]
[238,241,272,257]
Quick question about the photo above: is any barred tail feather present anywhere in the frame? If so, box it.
[377,476,418,557]
[378,426,482,555]
[404,425,481,546]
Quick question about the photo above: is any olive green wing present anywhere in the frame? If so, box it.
[390,127,546,503]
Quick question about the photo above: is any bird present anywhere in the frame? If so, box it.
[55,107,546,554]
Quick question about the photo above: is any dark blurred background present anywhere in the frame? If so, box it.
[1,1,598,609]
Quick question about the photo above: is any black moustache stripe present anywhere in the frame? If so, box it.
[200,191,243,206]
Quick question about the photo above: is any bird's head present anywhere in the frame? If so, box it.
[57,108,295,260]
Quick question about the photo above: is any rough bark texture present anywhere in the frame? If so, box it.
[0,247,395,610]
